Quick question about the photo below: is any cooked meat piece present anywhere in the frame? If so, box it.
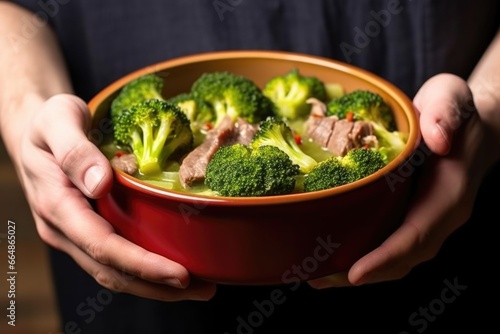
[305,113,324,136]
[179,116,235,188]
[111,153,138,175]
[327,119,355,156]
[350,121,374,147]
[305,102,377,156]
[178,116,258,189]
[306,97,327,117]
[233,118,259,145]
[306,115,338,148]
[362,135,379,147]
[305,98,337,147]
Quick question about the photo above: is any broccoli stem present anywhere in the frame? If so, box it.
[137,119,173,176]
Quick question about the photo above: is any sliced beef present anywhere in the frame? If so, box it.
[327,119,355,156]
[306,115,338,148]
[306,97,328,117]
[362,134,379,147]
[178,116,258,188]
[110,153,138,175]
[305,100,376,157]
[234,118,259,145]
[305,98,333,147]
[179,116,235,188]
[351,121,375,147]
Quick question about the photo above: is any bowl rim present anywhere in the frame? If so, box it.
[88,50,421,206]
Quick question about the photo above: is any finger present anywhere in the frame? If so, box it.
[35,216,216,301]
[308,272,352,289]
[24,109,202,293]
[346,222,429,285]
[24,135,200,294]
[22,94,216,299]
[53,193,195,289]
[66,231,217,301]
[346,156,471,286]
[35,186,198,290]
[309,75,477,290]
[413,73,475,155]
[30,94,113,198]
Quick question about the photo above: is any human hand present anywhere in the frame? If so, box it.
[309,73,487,288]
[14,94,217,300]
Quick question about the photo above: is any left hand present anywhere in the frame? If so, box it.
[308,73,487,288]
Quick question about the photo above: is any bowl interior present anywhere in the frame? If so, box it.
[88,50,420,205]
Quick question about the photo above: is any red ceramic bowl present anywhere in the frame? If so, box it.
[88,50,421,285]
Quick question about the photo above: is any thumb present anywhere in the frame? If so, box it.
[31,94,113,198]
[413,73,476,155]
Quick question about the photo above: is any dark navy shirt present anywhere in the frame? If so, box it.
[12,0,500,101]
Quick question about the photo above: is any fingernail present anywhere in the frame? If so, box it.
[308,279,331,289]
[309,273,351,289]
[435,123,451,153]
[84,165,105,194]
[189,295,212,301]
[164,278,184,289]
[352,273,374,286]
[188,289,216,301]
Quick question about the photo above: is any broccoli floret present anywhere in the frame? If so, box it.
[166,93,214,125]
[327,90,394,129]
[339,147,387,178]
[303,157,356,192]
[327,89,407,163]
[304,148,386,192]
[191,71,275,127]
[204,144,299,197]
[166,92,215,139]
[113,99,193,176]
[325,83,345,100]
[110,74,165,121]
[250,117,317,174]
[262,68,327,120]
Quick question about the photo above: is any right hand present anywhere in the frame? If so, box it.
[16,94,216,301]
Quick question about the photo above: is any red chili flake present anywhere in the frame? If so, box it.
[294,134,302,145]
[203,122,213,131]
[115,151,125,157]
[346,111,354,122]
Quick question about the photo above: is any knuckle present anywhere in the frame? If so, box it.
[34,219,64,250]
[93,268,126,292]
[59,140,93,175]
[28,179,70,224]
[419,245,440,263]
[85,237,111,267]
[392,264,413,280]
[29,188,58,223]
